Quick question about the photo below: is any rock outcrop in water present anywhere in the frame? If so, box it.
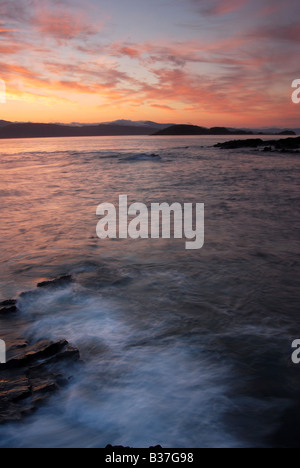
[214,136,300,152]
[0,337,80,423]
[37,275,73,289]
[0,287,80,424]
[0,300,18,315]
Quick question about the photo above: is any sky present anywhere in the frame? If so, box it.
[0,0,299,127]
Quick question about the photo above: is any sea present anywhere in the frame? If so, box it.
[0,135,299,448]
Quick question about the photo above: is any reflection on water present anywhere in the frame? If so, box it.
[0,136,299,447]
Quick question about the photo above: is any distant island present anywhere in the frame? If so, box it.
[0,122,162,139]
[153,124,296,137]
[0,120,297,139]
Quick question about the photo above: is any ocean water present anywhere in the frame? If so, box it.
[0,135,299,448]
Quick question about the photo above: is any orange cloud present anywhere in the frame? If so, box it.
[110,43,142,59]
[0,43,24,54]
[151,104,176,111]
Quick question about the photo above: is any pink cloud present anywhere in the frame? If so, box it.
[253,24,300,43]
[0,0,29,22]
[151,104,176,111]
[44,60,134,89]
[189,0,249,16]
[211,0,249,15]
[32,7,101,41]
[0,0,102,42]
[0,42,25,54]
[110,43,142,59]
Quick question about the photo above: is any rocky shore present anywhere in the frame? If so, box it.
[0,278,81,424]
[214,136,300,152]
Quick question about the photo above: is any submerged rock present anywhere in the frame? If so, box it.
[37,275,73,289]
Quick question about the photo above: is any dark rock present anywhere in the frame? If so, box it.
[0,375,31,401]
[278,130,296,136]
[31,380,58,395]
[214,139,264,149]
[0,299,18,315]
[0,306,17,315]
[0,339,80,424]
[42,344,80,364]
[0,340,69,370]
[11,340,28,350]
[0,300,17,307]
[215,136,300,152]
[37,275,73,289]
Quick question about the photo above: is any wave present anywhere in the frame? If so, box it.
[123,153,162,162]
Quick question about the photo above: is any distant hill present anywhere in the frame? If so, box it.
[0,122,165,139]
[154,125,298,136]
[249,127,300,135]
[102,120,174,129]
[154,125,254,136]
[0,120,297,139]
[0,120,11,127]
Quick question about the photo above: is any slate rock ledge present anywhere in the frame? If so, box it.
[0,338,80,424]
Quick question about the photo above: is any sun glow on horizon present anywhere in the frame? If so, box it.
[0,0,299,127]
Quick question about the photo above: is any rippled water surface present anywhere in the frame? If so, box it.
[0,135,299,448]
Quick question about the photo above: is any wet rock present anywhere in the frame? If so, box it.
[0,279,81,424]
[214,139,263,149]
[215,136,300,152]
[0,339,80,424]
[0,300,17,307]
[0,299,18,315]
[37,275,73,289]
[11,340,28,350]
[0,339,71,370]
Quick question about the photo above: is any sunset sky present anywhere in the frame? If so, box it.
[0,0,299,127]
